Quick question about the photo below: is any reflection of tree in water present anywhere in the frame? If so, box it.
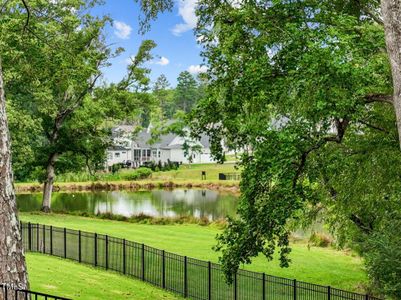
[17,193,42,211]
[149,190,238,220]
[17,190,239,220]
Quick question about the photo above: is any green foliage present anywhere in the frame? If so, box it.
[55,167,153,182]
[1,0,156,184]
[143,160,179,172]
[187,0,399,295]
[174,71,200,113]
[363,215,401,298]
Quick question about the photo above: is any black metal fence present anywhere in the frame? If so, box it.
[0,283,70,300]
[21,222,382,300]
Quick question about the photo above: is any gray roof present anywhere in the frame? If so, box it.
[111,125,135,138]
[134,129,211,150]
[109,145,130,151]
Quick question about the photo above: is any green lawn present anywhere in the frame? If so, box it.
[27,253,182,299]
[15,163,239,192]
[21,213,367,292]
[150,163,238,181]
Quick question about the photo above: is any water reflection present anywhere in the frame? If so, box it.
[17,189,239,220]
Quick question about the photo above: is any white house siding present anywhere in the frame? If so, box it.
[170,148,188,163]
[106,149,131,167]
[160,149,171,163]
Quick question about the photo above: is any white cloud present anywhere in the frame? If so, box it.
[188,64,208,74]
[155,56,170,66]
[171,0,197,36]
[125,56,170,66]
[124,55,135,65]
[113,21,132,39]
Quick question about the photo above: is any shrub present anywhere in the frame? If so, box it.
[308,232,332,248]
[120,167,152,181]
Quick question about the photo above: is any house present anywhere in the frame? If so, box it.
[105,125,134,168]
[106,124,216,169]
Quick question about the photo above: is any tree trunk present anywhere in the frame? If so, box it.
[41,153,58,212]
[381,0,401,148]
[0,57,29,291]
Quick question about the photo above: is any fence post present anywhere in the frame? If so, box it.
[162,250,166,289]
[184,256,188,298]
[328,286,331,300]
[293,279,297,300]
[234,273,237,300]
[43,224,46,253]
[50,225,53,255]
[105,235,109,270]
[36,223,39,251]
[208,261,211,300]
[262,273,266,300]
[123,239,126,275]
[141,243,145,281]
[78,230,82,263]
[64,227,67,258]
[94,233,98,267]
[28,222,31,251]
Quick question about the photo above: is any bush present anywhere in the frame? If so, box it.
[308,232,332,248]
[363,217,401,298]
[120,167,152,181]
[143,160,180,172]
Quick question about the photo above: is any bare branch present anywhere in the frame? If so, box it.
[21,0,30,33]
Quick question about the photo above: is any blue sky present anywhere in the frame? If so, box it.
[90,0,205,87]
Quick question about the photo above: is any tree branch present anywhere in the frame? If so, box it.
[350,214,374,234]
[292,118,349,189]
[364,93,393,105]
[361,7,384,26]
[358,119,389,133]
[21,0,30,33]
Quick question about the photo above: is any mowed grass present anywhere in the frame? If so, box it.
[20,213,367,292]
[15,163,239,189]
[151,163,238,181]
[27,253,182,299]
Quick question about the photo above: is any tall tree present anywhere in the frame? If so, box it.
[175,71,199,113]
[381,0,401,148]
[0,56,29,291]
[189,0,400,296]
[153,74,173,118]
[0,0,31,290]
[4,1,156,211]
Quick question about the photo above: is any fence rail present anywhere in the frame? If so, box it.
[0,283,70,300]
[21,222,382,300]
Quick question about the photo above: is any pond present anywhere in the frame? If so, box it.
[17,189,239,220]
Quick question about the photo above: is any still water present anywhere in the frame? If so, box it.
[17,189,239,220]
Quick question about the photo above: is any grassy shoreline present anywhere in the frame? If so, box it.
[15,163,240,193]
[15,179,240,193]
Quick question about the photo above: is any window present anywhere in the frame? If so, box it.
[134,149,140,161]
[152,150,157,157]
[122,151,126,154]
[115,152,120,158]
[147,149,151,157]
[158,151,161,158]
